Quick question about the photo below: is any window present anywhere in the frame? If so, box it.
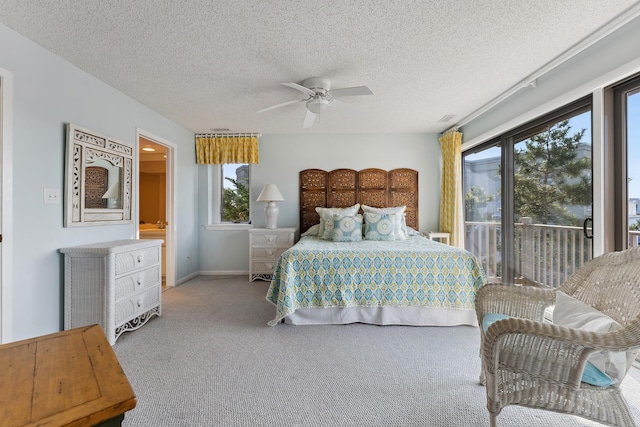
[221,163,250,223]
[612,73,640,249]
[463,96,593,287]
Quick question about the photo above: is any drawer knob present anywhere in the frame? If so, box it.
[266,263,274,270]
[267,237,275,243]
[137,255,142,263]
[136,299,142,308]
[267,250,275,257]
[137,278,142,286]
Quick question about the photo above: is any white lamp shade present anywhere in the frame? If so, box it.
[102,181,120,199]
[256,184,284,202]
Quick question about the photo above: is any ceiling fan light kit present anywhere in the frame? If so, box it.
[257,76,373,128]
[306,98,330,114]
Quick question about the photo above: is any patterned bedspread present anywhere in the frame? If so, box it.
[266,235,487,326]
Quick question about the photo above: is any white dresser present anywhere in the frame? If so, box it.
[248,228,296,282]
[60,239,163,345]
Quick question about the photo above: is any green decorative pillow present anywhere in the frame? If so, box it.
[316,204,360,240]
[332,214,363,242]
[361,205,407,240]
[364,212,396,241]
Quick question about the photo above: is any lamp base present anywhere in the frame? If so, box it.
[265,202,279,229]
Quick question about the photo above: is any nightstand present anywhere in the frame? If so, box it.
[248,228,297,281]
[428,231,450,245]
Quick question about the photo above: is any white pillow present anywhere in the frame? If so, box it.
[553,291,637,385]
[316,204,360,240]
[405,226,423,237]
[361,205,407,240]
[301,224,320,237]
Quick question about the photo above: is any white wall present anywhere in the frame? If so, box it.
[462,15,640,144]
[0,23,200,341]
[199,133,440,273]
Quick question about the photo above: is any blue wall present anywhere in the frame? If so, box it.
[198,133,441,273]
[0,23,200,341]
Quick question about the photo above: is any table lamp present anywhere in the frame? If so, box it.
[256,184,284,229]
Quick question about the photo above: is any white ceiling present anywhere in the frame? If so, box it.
[0,1,639,134]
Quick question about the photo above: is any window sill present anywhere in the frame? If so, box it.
[204,223,253,231]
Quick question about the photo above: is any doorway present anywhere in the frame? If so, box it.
[137,130,176,288]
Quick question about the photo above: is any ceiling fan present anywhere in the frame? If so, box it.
[257,77,373,128]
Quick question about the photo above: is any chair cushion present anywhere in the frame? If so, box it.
[482,313,511,332]
[482,309,623,387]
[553,291,637,387]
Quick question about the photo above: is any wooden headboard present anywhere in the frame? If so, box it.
[299,168,418,233]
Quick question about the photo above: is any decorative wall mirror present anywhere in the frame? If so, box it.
[64,123,134,226]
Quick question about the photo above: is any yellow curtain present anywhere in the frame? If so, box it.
[195,135,259,164]
[439,130,464,248]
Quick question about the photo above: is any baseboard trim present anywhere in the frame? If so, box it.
[173,271,249,286]
[198,270,249,276]
[176,271,199,285]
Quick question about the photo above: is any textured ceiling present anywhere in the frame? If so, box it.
[0,0,638,134]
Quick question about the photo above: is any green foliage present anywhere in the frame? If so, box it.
[514,120,591,226]
[465,185,495,221]
[630,219,640,231]
[222,177,249,222]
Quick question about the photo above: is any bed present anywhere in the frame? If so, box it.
[265,168,487,327]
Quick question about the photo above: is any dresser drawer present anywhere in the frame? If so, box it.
[251,232,293,247]
[61,239,163,344]
[115,246,160,275]
[115,286,160,324]
[251,260,279,274]
[251,247,288,259]
[115,266,161,300]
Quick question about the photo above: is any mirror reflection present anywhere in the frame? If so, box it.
[85,159,123,209]
[64,123,134,227]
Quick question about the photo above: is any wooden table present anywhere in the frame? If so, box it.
[0,324,136,426]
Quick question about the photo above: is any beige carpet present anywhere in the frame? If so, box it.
[113,275,640,426]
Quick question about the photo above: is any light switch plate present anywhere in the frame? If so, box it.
[44,187,61,204]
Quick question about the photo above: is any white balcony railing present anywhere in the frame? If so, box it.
[466,220,598,289]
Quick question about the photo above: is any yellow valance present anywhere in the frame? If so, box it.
[195,135,259,164]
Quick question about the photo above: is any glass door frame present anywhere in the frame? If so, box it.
[463,96,593,286]
[613,74,640,250]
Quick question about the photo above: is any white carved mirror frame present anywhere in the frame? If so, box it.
[64,123,134,227]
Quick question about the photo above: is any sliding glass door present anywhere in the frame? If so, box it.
[613,75,640,250]
[463,145,502,283]
[511,109,593,288]
[464,99,593,287]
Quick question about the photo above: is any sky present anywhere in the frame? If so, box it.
[628,91,640,198]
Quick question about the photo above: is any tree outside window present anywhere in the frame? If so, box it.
[222,164,250,223]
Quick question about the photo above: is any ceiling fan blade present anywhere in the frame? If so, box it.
[302,109,317,128]
[328,86,373,97]
[282,82,316,96]
[256,99,302,113]
[331,99,360,112]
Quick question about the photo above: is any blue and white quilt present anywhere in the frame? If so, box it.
[266,235,487,326]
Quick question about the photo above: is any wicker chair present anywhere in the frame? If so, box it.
[475,247,640,427]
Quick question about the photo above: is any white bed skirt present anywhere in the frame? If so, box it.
[283,306,479,327]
